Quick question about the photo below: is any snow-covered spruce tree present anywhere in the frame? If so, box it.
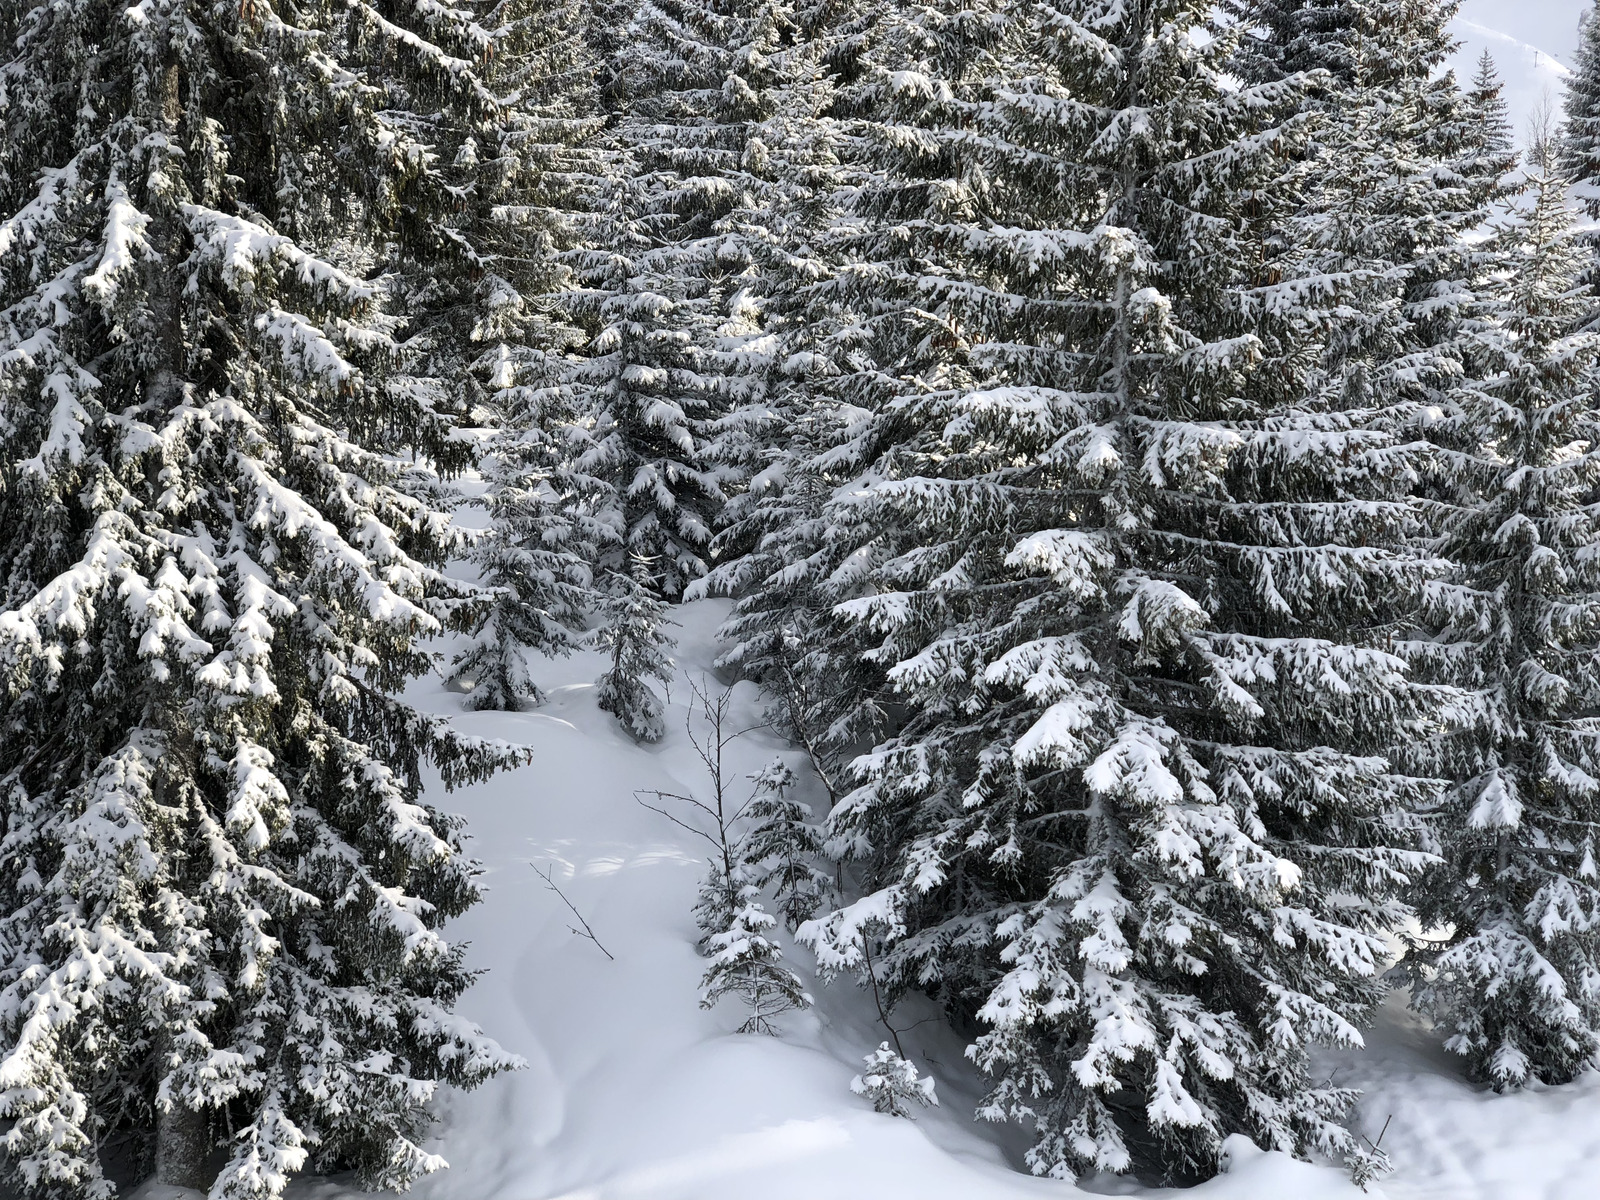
[1405,149,1600,1090]
[1229,0,1502,426]
[452,432,608,709]
[1464,50,1516,189]
[851,1042,937,1117]
[567,0,843,601]
[562,3,741,603]
[1567,0,1600,221]
[743,758,831,930]
[700,0,1012,793]
[565,214,721,601]
[692,5,847,569]
[694,864,812,1034]
[1225,0,1358,81]
[695,393,879,806]
[0,0,525,1194]
[439,0,623,712]
[1564,0,1600,314]
[343,0,604,481]
[593,563,676,742]
[451,466,608,712]
[798,0,1443,1183]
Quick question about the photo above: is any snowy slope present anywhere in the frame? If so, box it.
[1329,996,1600,1200]
[126,600,1598,1200]
[1452,0,1579,138]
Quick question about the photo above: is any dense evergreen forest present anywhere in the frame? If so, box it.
[1,0,1600,1194]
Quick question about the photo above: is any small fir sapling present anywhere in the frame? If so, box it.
[852,1043,939,1117]
[695,867,812,1035]
[450,486,599,711]
[639,683,814,1032]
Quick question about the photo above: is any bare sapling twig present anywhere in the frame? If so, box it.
[635,678,815,1034]
[534,863,614,961]
[633,789,721,847]
[634,677,763,877]
[858,928,906,1057]
[1363,1113,1393,1154]
[775,646,841,809]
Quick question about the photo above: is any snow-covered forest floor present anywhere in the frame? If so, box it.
[126,597,1600,1200]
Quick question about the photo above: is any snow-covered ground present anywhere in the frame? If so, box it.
[125,599,1600,1200]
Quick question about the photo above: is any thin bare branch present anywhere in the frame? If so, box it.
[634,791,723,847]
[534,863,615,961]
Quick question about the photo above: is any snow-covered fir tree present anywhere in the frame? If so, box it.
[452,471,607,711]
[696,390,878,805]
[692,7,846,570]
[1226,0,1358,81]
[1464,50,1516,189]
[851,1042,938,1117]
[742,758,831,930]
[374,0,590,476]
[699,0,1011,789]
[563,4,742,603]
[1231,0,1497,429]
[446,0,618,712]
[0,0,526,1194]
[694,863,811,1034]
[793,0,1445,1182]
[1566,0,1600,222]
[1407,142,1600,1090]
[1564,0,1600,319]
[565,216,722,603]
[566,0,843,601]
[593,565,676,742]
